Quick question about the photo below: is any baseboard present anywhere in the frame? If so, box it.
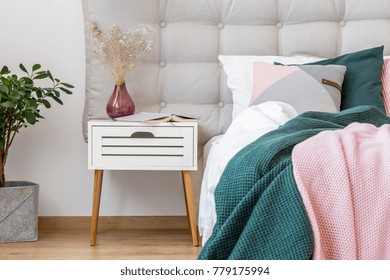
[38,216,189,230]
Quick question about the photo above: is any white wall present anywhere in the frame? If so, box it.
[0,0,191,216]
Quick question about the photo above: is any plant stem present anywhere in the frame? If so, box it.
[0,148,5,188]
[0,109,16,188]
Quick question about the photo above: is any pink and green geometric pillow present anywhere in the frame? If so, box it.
[251,62,346,114]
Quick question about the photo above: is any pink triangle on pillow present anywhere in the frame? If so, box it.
[251,62,300,104]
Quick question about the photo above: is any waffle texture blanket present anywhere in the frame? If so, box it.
[198,106,390,260]
[293,122,390,259]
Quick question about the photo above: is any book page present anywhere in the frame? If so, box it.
[114,112,172,122]
[114,112,196,122]
[170,115,197,122]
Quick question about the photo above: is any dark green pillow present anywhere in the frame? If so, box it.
[276,46,385,112]
[306,46,384,112]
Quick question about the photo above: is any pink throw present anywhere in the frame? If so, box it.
[292,122,390,259]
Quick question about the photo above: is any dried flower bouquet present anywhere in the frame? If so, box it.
[89,22,153,86]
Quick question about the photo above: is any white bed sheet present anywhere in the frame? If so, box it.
[198,101,298,246]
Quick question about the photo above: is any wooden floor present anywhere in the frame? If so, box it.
[0,217,202,260]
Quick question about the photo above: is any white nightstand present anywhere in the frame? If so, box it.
[88,119,199,246]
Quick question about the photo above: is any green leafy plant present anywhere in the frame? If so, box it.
[0,64,74,188]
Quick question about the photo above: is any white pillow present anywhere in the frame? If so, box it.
[218,55,323,119]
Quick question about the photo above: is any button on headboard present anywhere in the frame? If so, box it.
[81,0,390,147]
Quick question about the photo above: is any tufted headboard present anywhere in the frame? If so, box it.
[81,0,390,147]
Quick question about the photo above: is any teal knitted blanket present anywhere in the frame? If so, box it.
[198,106,390,260]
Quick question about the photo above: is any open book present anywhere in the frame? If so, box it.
[114,112,196,123]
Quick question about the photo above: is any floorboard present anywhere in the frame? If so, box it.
[0,228,202,260]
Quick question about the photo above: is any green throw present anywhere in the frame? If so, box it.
[198,106,390,260]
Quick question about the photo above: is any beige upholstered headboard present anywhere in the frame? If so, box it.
[81,0,390,146]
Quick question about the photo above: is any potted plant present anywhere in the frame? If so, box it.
[0,63,73,242]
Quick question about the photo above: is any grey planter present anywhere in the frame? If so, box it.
[0,181,39,243]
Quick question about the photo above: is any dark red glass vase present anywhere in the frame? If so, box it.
[106,82,135,119]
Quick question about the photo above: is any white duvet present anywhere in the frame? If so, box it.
[198,101,298,246]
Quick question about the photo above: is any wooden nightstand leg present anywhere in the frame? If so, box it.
[181,170,200,246]
[90,169,104,246]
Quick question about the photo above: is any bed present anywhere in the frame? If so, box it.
[81,0,390,259]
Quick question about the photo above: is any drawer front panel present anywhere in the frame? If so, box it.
[90,125,195,170]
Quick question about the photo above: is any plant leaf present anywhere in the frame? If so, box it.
[1,101,15,108]
[0,66,9,75]
[0,138,5,148]
[51,96,63,105]
[47,71,54,82]
[32,64,41,71]
[59,87,72,94]
[60,82,74,88]
[25,111,36,125]
[20,77,33,85]
[42,99,51,108]
[10,91,21,100]
[0,84,9,94]
[34,73,49,80]
[19,63,28,74]
[34,87,43,98]
[35,71,47,75]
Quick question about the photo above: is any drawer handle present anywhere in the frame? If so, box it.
[130,132,155,138]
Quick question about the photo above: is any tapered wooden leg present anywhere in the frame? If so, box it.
[181,170,200,246]
[90,169,104,246]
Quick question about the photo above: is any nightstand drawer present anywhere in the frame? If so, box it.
[88,122,197,170]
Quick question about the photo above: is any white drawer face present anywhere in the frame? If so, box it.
[89,124,196,170]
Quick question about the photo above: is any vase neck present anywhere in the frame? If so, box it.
[115,81,125,86]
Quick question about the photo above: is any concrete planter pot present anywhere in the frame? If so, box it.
[0,181,39,243]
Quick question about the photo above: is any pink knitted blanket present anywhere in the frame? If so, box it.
[292,123,390,259]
